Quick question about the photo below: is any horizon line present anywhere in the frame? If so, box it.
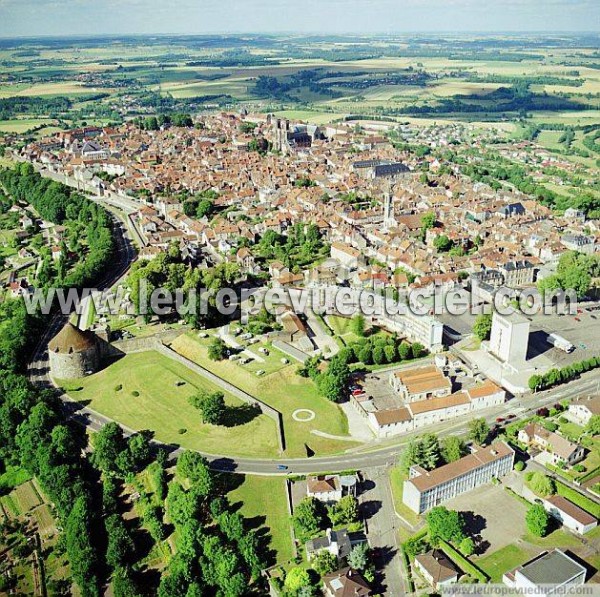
[0,30,599,41]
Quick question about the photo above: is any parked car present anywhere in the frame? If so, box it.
[496,417,505,423]
[507,413,516,420]
[276,465,288,471]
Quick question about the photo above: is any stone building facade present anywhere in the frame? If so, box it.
[48,322,101,379]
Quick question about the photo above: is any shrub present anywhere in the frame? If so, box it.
[131,390,140,397]
[514,461,525,472]
[114,384,123,391]
[178,428,187,435]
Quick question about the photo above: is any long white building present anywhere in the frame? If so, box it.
[403,441,515,514]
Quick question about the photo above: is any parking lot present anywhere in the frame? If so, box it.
[445,479,529,556]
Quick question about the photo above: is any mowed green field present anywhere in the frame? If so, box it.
[57,350,280,457]
[227,474,294,564]
[0,118,59,133]
[170,333,357,457]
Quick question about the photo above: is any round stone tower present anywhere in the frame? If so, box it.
[48,322,100,379]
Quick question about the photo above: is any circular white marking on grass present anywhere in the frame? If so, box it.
[292,409,316,422]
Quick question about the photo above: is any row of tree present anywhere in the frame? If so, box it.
[400,422,490,474]
[528,355,600,391]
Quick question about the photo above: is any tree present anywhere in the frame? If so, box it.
[468,418,490,446]
[459,537,475,556]
[586,414,600,436]
[373,345,386,365]
[411,342,425,359]
[312,550,337,575]
[421,212,436,231]
[527,472,555,497]
[400,434,440,472]
[526,504,550,537]
[351,314,366,337]
[442,436,466,463]
[328,495,359,526]
[105,514,135,569]
[398,341,411,360]
[434,235,453,252]
[292,497,326,540]
[426,506,466,545]
[189,390,226,425]
[285,567,311,593]
[112,566,143,597]
[400,439,423,474]
[93,422,127,474]
[127,432,152,472]
[473,314,492,341]
[347,542,369,571]
[176,451,213,496]
[207,337,227,361]
[420,433,441,470]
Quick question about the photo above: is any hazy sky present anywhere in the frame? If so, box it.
[0,0,598,37]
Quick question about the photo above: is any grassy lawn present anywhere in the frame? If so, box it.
[170,333,356,457]
[477,544,533,583]
[389,467,421,527]
[522,527,581,549]
[0,465,31,492]
[57,351,280,457]
[227,474,294,565]
[326,314,361,345]
[557,420,584,441]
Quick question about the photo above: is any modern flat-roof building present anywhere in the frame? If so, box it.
[403,442,515,514]
[503,549,586,596]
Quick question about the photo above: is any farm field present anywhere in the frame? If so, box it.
[0,118,59,133]
[56,350,281,457]
[169,333,357,457]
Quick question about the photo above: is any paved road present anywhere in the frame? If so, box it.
[360,468,405,596]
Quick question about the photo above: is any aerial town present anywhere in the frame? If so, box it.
[0,20,599,597]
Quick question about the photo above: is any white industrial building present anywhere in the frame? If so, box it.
[488,310,530,366]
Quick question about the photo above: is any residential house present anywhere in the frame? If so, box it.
[323,568,371,597]
[306,528,367,561]
[568,396,600,427]
[518,423,585,467]
[414,549,459,589]
[307,475,343,503]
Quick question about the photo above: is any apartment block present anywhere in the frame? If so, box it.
[403,442,515,514]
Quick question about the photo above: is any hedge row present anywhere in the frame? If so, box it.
[439,539,489,584]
